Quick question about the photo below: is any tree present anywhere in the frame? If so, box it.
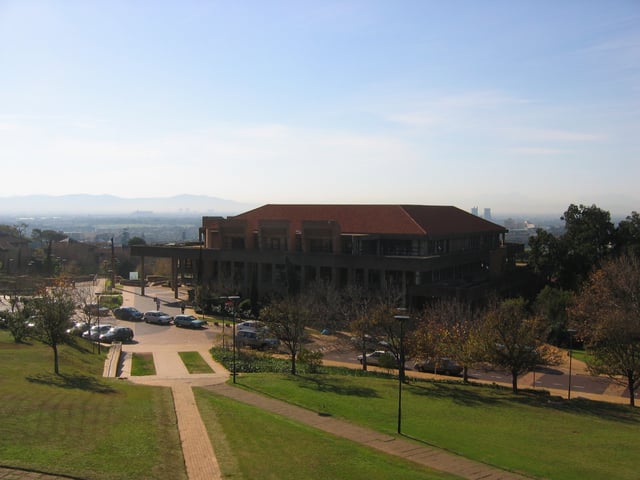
[570,254,640,406]
[560,204,615,289]
[32,229,67,274]
[367,302,411,381]
[479,298,559,393]
[260,296,309,375]
[128,236,147,246]
[533,286,573,347]
[343,285,378,371]
[528,228,564,284]
[304,279,344,332]
[32,280,76,374]
[1,309,32,343]
[410,298,481,383]
[615,211,640,257]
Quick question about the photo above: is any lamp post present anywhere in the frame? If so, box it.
[394,314,409,435]
[567,328,576,400]
[221,295,240,384]
[96,293,101,354]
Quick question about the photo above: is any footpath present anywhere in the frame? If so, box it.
[121,353,534,480]
[117,340,534,480]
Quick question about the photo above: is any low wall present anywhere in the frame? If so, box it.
[103,342,122,377]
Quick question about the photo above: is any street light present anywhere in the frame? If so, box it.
[96,293,102,355]
[221,295,240,384]
[394,314,409,435]
[567,328,577,400]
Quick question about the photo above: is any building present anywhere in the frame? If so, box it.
[131,204,521,307]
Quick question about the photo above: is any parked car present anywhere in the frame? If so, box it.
[235,329,279,350]
[174,314,207,329]
[82,324,114,341]
[83,303,111,316]
[66,321,90,336]
[357,350,396,366]
[237,320,266,331]
[351,334,386,350]
[99,326,134,343]
[113,306,143,321]
[143,311,172,325]
[413,358,463,376]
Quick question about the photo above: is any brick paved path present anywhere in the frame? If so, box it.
[122,346,228,480]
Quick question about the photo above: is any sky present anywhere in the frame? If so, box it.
[1,1,639,216]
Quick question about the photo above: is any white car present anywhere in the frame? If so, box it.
[357,350,396,366]
[143,311,173,325]
[82,324,114,340]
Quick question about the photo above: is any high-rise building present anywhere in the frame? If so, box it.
[484,208,492,220]
[471,206,479,216]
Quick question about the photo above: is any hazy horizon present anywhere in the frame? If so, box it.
[0,193,633,222]
[1,2,638,215]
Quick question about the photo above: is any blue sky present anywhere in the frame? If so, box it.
[1,1,638,215]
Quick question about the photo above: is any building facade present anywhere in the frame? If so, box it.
[131,204,521,307]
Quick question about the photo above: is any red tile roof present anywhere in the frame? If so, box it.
[232,204,506,236]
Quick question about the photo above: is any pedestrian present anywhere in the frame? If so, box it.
[155,297,160,310]
[181,302,185,314]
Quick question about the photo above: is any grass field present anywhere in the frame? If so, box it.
[232,372,640,480]
[130,352,156,375]
[179,351,214,373]
[0,331,185,480]
[3,327,639,480]
[195,388,458,480]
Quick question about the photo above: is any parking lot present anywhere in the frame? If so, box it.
[99,284,218,352]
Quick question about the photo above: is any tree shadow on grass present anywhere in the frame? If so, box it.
[515,393,640,424]
[296,374,380,398]
[407,380,506,407]
[409,378,640,425]
[26,372,117,394]
[64,338,94,353]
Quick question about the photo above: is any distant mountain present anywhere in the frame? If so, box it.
[0,194,258,216]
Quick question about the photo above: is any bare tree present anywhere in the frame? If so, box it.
[570,253,640,406]
[261,296,309,375]
[344,285,377,371]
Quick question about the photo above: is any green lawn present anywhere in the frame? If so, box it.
[194,387,458,480]
[232,372,640,480]
[0,332,185,480]
[179,351,214,373]
[130,352,157,375]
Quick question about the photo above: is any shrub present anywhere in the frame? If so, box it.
[298,348,324,373]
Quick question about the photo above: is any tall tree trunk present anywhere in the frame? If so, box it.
[53,343,59,375]
[512,370,519,394]
[291,352,296,375]
[628,373,635,407]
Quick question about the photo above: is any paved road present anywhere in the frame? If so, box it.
[322,339,633,404]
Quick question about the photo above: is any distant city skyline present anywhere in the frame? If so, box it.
[1,1,638,216]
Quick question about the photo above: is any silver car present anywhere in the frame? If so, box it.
[143,311,173,325]
[82,324,114,340]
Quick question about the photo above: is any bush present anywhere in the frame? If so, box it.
[3,311,31,343]
[298,348,323,373]
[97,294,122,309]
